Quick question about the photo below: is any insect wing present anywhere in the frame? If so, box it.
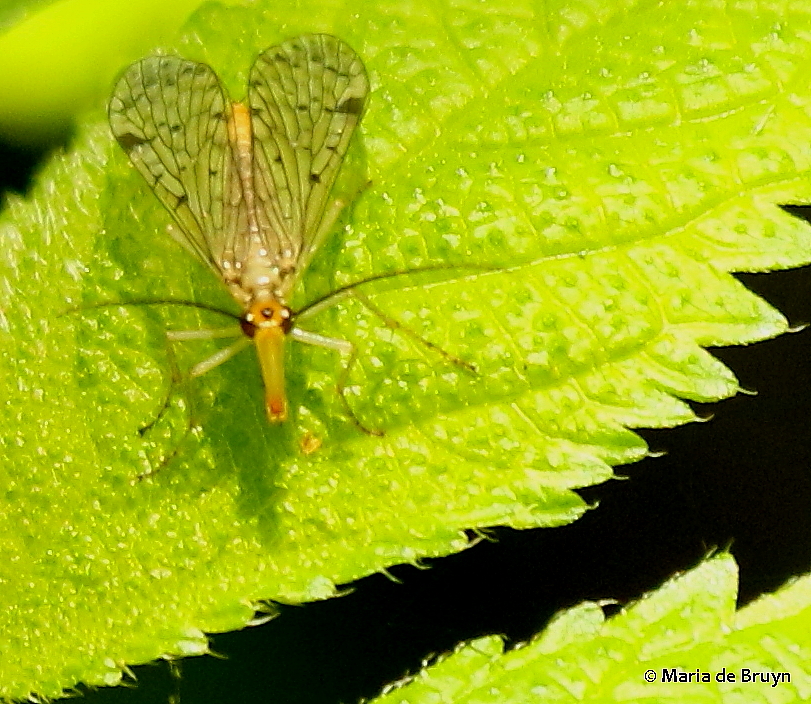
[108,56,242,276]
[248,34,369,273]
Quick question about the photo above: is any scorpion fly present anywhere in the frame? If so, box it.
[108,34,370,426]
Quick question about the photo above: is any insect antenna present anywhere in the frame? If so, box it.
[60,299,241,321]
[296,263,494,320]
[296,262,495,371]
[294,264,494,434]
[350,290,477,373]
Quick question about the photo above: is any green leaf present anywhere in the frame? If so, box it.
[373,554,811,703]
[3,0,811,699]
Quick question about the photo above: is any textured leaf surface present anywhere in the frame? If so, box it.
[3,0,811,699]
[375,555,811,703]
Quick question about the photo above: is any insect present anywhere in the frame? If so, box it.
[108,34,372,428]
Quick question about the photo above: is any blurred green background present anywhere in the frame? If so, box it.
[0,0,205,145]
[0,0,204,192]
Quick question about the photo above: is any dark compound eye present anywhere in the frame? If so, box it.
[240,318,257,338]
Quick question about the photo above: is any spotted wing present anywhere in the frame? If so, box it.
[248,34,369,277]
[108,55,242,276]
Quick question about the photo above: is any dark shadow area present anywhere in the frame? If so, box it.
[0,132,70,195]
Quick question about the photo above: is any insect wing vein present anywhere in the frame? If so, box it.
[109,55,241,276]
[248,34,369,277]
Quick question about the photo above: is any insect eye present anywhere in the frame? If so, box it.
[240,319,257,338]
[261,307,273,319]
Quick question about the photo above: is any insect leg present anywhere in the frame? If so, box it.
[290,327,384,436]
[301,197,346,271]
[167,326,243,341]
[136,333,199,481]
[139,331,186,437]
[298,181,372,276]
[187,335,251,377]
[350,290,477,373]
[137,328,247,480]
[293,282,476,434]
[148,325,245,425]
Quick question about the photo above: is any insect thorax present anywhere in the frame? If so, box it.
[222,247,298,310]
